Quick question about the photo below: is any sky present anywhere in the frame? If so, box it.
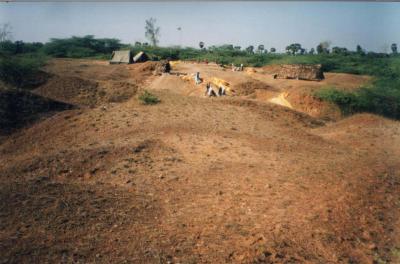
[1,2,400,52]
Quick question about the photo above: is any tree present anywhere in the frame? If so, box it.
[199,41,205,49]
[42,36,122,57]
[317,41,330,54]
[270,47,276,53]
[257,44,264,54]
[309,48,315,55]
[321,41,331,52]
[134,41,142,46]
[145,18,160,46]
[246,45,254,54]
[0,23,12,42]
[356,44,365,55]
[286,43,302,55]
[234,46,241,51]
[332,46,348,55]
[332,46,340,54]
[391,43,397,54]
[220,44,234,51]
[300,48,306,55]
[316,44,323,54]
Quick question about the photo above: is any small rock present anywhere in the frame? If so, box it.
[362,230,371,240]
[90,168,99,174]
[258,253,266,261]
[367,243,377,250]
[170,176,179,181]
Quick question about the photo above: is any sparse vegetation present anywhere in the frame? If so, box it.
[145,18,160,47]
[315,56,400,119]
[138,90,160,105]
[315,87,363,115]
[0,23,12,42]
[0,54,47,88]
[1,34,399,119]
[43,35,123,58]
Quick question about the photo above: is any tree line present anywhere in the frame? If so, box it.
[0,19,398,58]
[1,20,399,121]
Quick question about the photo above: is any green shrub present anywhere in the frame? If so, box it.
[43,35,123,58]
[315,84,400,119]
[315,87,361,115]
[0,41,44,55]
[138,90,160,105]
[0,54,47,88]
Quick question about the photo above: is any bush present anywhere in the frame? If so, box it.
[0,54,47,88]
[138,90,160,105]
[315,84,400,119]
[43,35,123,58]
[315,87,362,115]
[0,41,44,55]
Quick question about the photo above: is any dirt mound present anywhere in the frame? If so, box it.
[34,75,139,107]
[35,59,161,107]
[0,87,73,135]
[20,70,52,90]
[232,79,276,96]
[44,59,169,84]
[0,178,158,263]
[98,81,138,103]
[326,113,389,128]
[152,60,171,75]
[132,61,160,73]
[268,92,293,108]
[261,64,282,74]
[286,89,342,120]
[274,64,324,81]
[132,61,171,76]
[34,75,101,106]
[313,113,399,143]
[220,97,325,128]
[1,60,400,263]
[323,72,372,91]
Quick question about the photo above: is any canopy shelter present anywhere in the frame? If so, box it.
[133,51,149,63]
[110,50,132,64]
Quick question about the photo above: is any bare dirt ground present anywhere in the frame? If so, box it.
[1,59,399,264]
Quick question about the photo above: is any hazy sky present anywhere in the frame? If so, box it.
[1,2,400,52]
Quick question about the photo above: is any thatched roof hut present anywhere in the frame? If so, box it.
[273,64,324,81]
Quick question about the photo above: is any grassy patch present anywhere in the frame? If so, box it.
[315,86,361,115]
[314,55,400,119]
[315,83,400,119]
[138,90,160,105]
